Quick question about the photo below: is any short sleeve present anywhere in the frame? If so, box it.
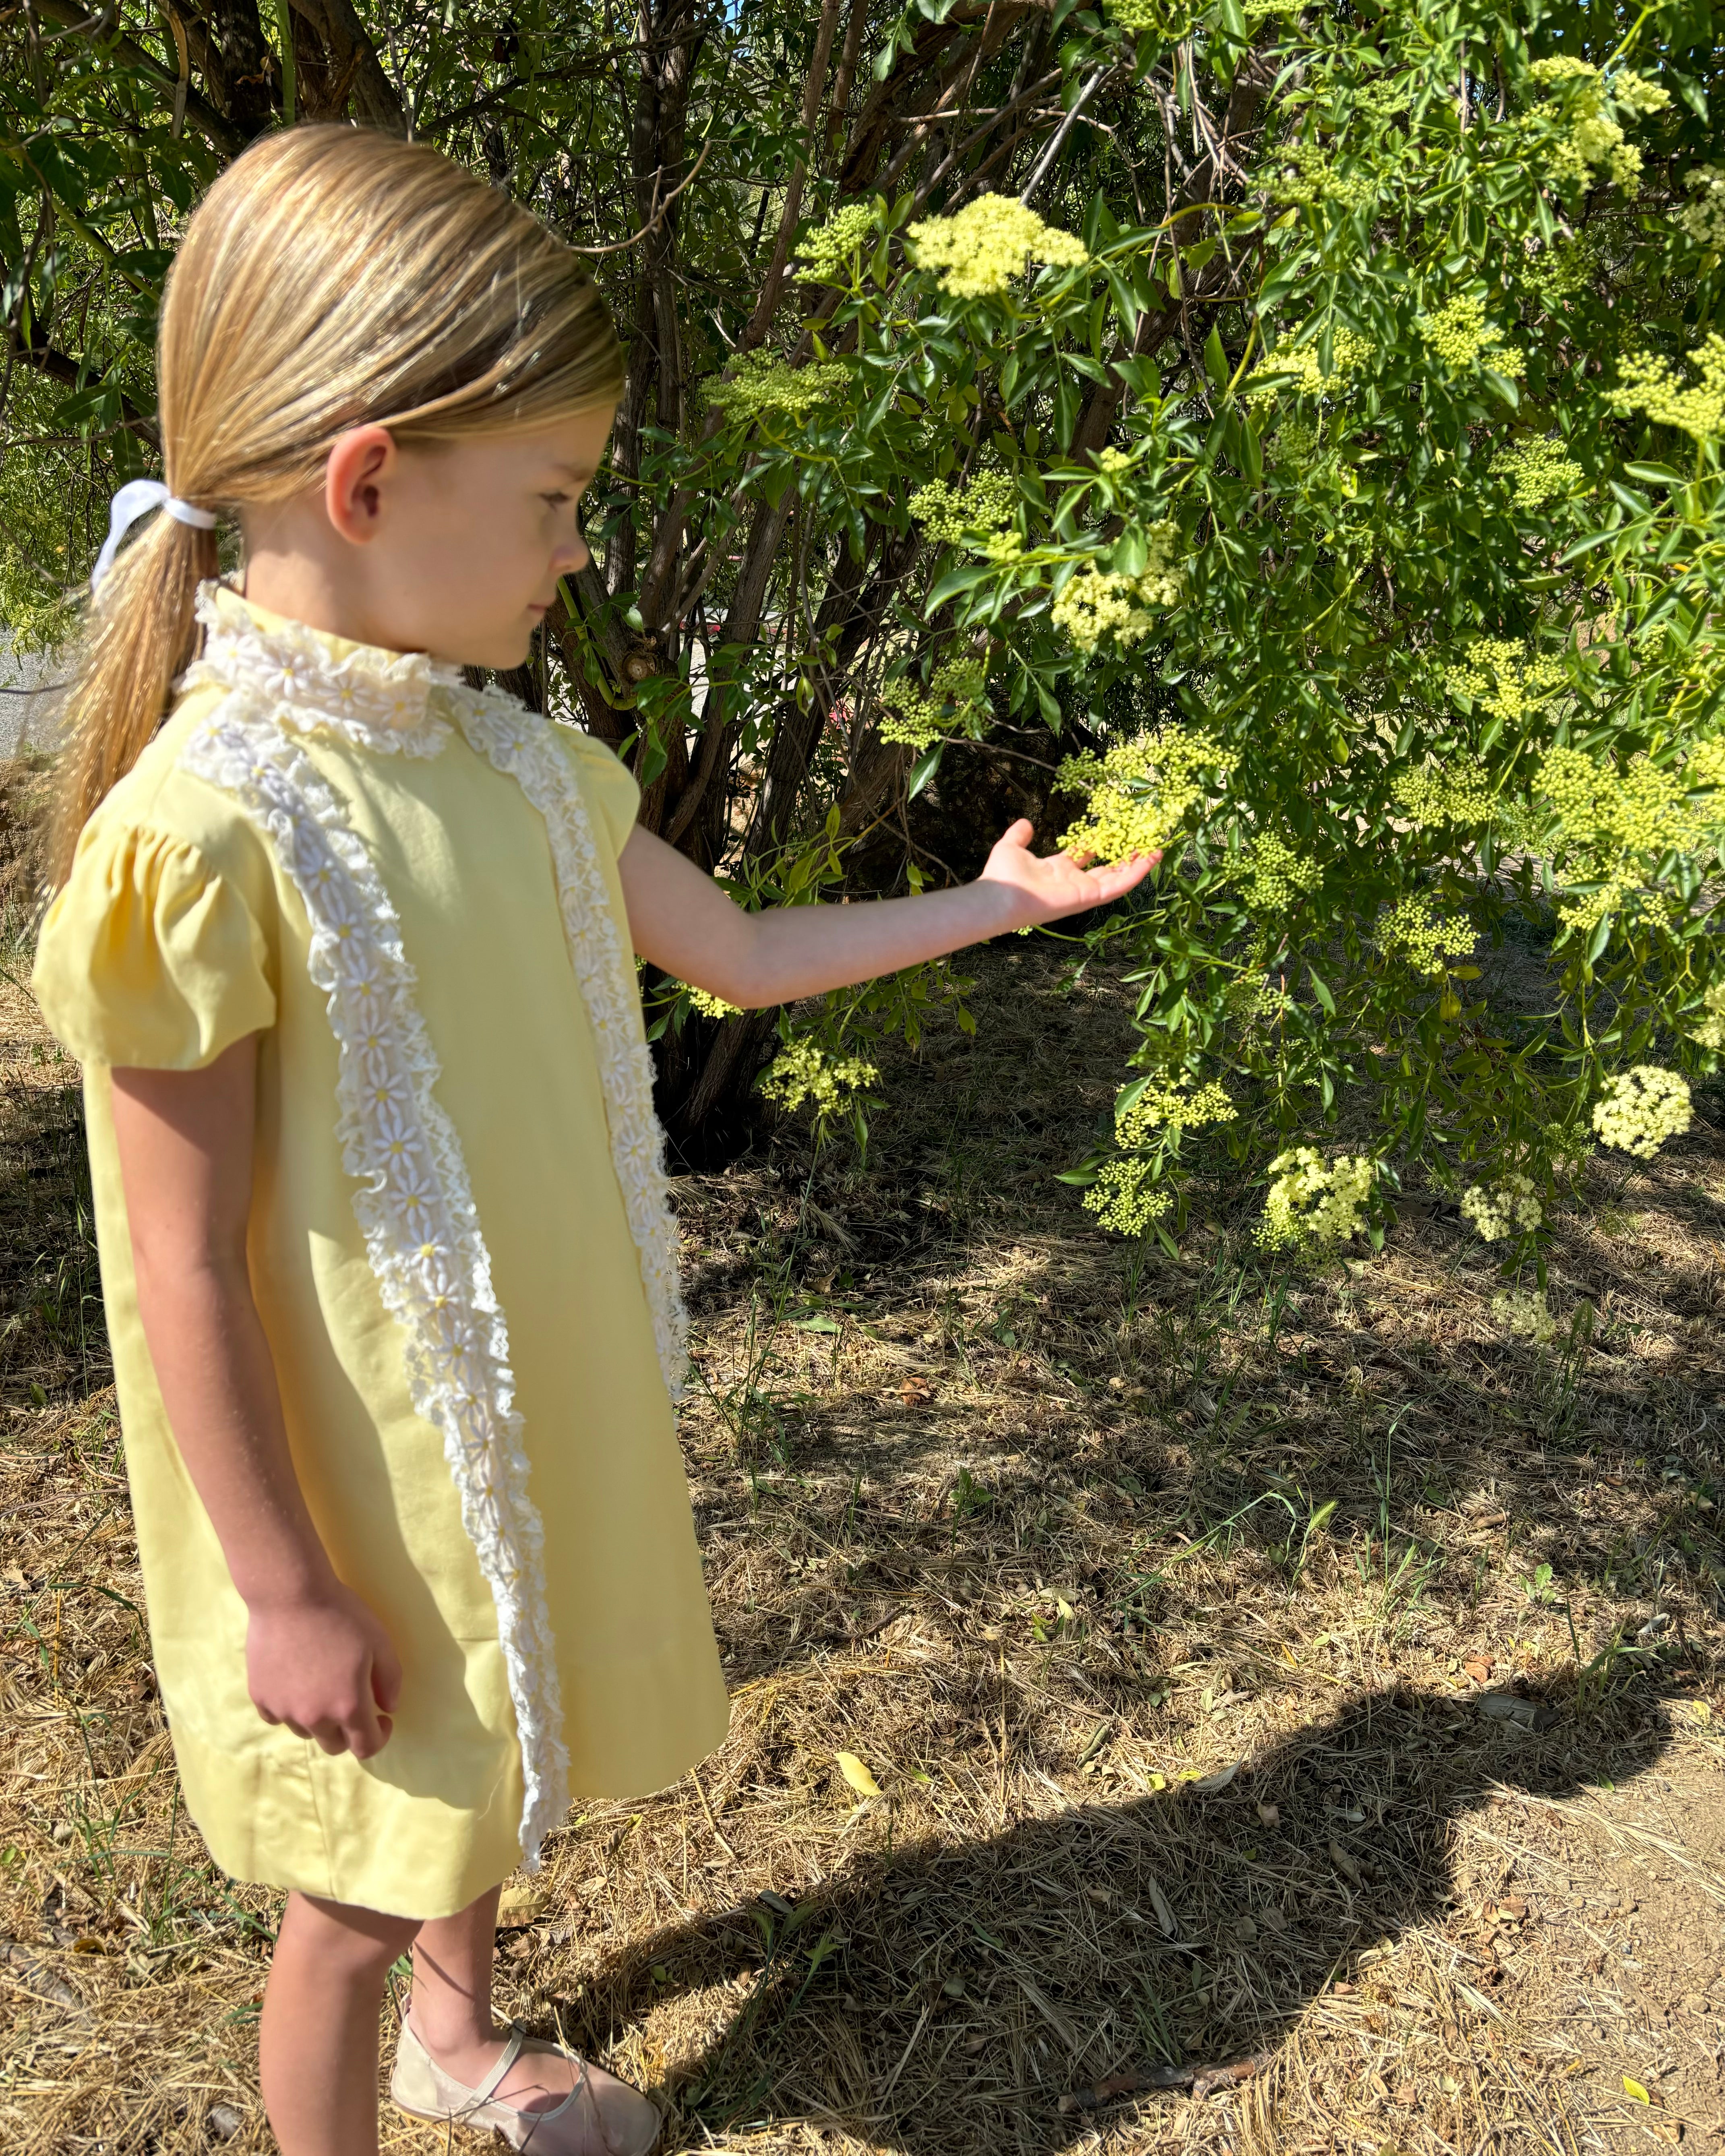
[32,821,276,1069]
[562,730,641,859]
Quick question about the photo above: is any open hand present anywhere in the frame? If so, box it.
[977,818,1158,931]
[246,1581,402,1759]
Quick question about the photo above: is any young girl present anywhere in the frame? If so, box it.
[31,128,1151,2156]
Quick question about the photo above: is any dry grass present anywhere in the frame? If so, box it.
[4,824,1725,2153]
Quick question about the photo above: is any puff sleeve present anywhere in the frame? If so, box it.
[562,731,642,860]
[32,822,276,1069]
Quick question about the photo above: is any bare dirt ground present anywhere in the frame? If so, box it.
[4,841,1725,2154]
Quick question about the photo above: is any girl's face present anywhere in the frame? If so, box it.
[250,403,617,671]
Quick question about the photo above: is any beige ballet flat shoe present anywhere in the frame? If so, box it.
[390,2015,660,2155]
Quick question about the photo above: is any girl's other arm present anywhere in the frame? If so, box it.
[111,1038,400,1759]
[618,818,1156,1007]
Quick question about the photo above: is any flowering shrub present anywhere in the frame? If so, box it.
[731,0,1723,1263]
[1492,1289,1560,1346]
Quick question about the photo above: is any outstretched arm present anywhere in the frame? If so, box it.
[618,819,1156,1008]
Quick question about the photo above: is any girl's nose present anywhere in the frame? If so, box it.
[553,531,591,576]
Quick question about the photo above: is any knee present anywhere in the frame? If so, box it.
[282,1891,419,1982]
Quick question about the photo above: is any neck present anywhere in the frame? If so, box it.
[239,511,422,656]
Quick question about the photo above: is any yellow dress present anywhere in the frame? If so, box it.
[31,586,730,1919]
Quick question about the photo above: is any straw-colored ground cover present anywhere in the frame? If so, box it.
[4,786,1725,2152]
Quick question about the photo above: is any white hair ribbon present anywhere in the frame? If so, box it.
[90,479,218,593]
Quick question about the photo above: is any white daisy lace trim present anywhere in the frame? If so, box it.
[450,686,689,1398]
[182,583,458,758]
[178,697,571,1867]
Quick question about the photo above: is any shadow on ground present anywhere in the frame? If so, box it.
[548,1681,1685,2152]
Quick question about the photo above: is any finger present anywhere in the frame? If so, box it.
[997,817,1035,850]
[310,1720,351,1756]
[371,1634,403,1717]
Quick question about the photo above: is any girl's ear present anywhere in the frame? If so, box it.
[325,426,399,547]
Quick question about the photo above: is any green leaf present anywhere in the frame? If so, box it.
[1204,327,1228,391]
[907,742,944,799]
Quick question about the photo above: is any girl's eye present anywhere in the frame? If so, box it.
[542,492,571,510]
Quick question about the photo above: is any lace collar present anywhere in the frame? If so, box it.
[182,583,462,757]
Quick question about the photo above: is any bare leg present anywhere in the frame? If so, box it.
[406,1887,660,2150]
[407,1884,577,2109]
[260,1890,420,2156]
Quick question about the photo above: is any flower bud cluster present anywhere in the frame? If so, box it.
[710,353,852,422]
[1256,1149,1375,1252]
[908,473,1017,546]
[1525,58,1666,193]
[1592,1066,1692,1158]
[1497,434,1586,510]
[684,984,741,1020]
[795,205,879,284]
[1379,895,1477,978]
[1491,1289,1558,1345]
[1274,143,1377,213]
[1460,1172,1543,1242]
[1608,334,1725,442]
[1690,978,1725,1053]
[1443,637,1567,726]
[1416,295,1524,377]
[1679,167,1725,257]
[879,655,987,752]
[1083,1158,1173,1236]
[1052,527,1183,654]
[906,196,1088,300]
[1391,763,1497,829]
[1115,1075,1237,1148]
[1056,726,1238,862]
[1241,830,1322,912]
[759,1038,880,1118]
[1247,328,1371,402]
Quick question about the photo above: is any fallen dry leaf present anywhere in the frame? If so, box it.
[1463,1656,1493,1683]
[835,1750,883,1800]
[1255,1799,1281,1829]
[1330,1838,1364,1887]
[496,1884,542,1929]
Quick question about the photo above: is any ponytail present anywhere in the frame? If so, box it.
[46,509,218,889]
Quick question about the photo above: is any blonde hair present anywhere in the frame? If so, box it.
[49,126,623,885]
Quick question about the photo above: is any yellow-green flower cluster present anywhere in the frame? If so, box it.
[1391,762,1497,829]
[906,196,1088,300]
[795,205,879,283]
[1096,446,1135,474]
[1256,1148,1376,1252]
[1533,744,1725,914]
[1274,143,1377,213]
[1689,978,1725,1052]
[1241,829,1322,912]
[1056,725,1239,862]
[1379,895,1476,977]
[1104,0,1196,31]
[1524,233,1598,305]
[1082,1158,1172,1236]
[710,352,852,422]
[1115,1074,1237,1147]
[1492,1288,1558,1345]
[1592,1066,1692,1158]
[1416,296,1523,376]
[758,1038,880,1118]
[1247,328,1371,402]
[880,655,987,752]
[908,473,1016,545]
[1497,434,1586,509]
[683,984,742,1019]
[1052,528,1183,654]
[1679,167,1725,256]
[1443,638,1568,725]
[1526,57,1666,194]
[1460,1173,1543,1242]
[1608,334,1725,442]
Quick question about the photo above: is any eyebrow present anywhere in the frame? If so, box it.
[549,460,598,481]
